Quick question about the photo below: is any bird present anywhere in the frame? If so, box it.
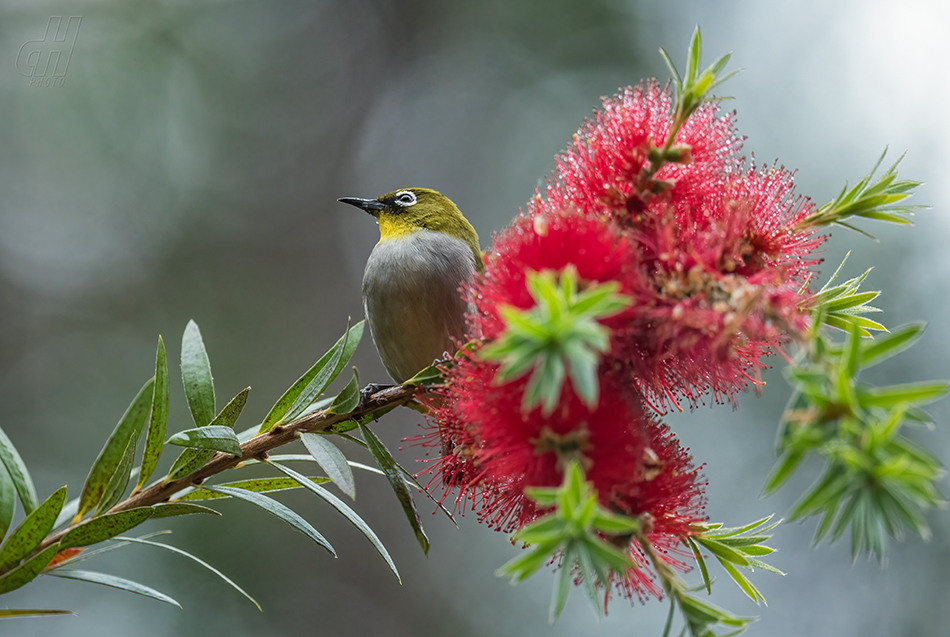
[338,188,482,384]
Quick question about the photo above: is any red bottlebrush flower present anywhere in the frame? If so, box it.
[470,210,637,343]
[424,350,705,599]
[522,82,825,410]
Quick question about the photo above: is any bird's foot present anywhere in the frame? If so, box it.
[359,383,396,408]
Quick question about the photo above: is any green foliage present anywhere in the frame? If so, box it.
[165,387,249,481]
[660,26,739,139]
[795,150,923,235]
[496,462,640,622]
[260,320,364,432]
[76,378,154,522]
[0,543,62,595]
[0,486,66,573]
[166,426,243,456]
[46,568,180,607]
[114,535,259,610]
[268,460,400,581]
[0,463,16,542]
[0,425,38,515]
[482,266,631,415]
[300,433,356,499]
[769,321,947,560]
[181,320,216,428]
[203,485,335,555]
[686,517,782,605]
[60,508,154,550]
[807,253,885,336]
[357,423,430,554]
[136,336,169,493]
[175,476,331,501]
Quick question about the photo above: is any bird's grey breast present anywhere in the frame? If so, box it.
[362,230,475,382]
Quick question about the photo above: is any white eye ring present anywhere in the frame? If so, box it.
[394,190,417,207]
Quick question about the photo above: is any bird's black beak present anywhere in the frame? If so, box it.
[338,196,386,214]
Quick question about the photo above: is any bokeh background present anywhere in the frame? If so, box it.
[1,1,949,635]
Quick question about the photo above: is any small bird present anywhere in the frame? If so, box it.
[339,188,482,383]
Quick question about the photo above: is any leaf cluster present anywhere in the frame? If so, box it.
[0,318,438,616]
[796,150,923,235]
[768,321,947,561]
[497,462,640,622]
[482,266,631,415]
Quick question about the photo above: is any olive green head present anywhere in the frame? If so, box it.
[338,187,482,270]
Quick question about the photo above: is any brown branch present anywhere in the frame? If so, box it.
[31,384,420,558]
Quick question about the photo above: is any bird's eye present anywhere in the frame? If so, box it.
[394,191,417,207]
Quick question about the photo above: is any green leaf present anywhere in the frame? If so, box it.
[720,559,765,605]
[137,336,169,493]
[76,378,154,521]
[114,535,260,610]
[166,426,242,456]
[150,502,221,518]
[404,362,445,387]
[551,545,574,621]
[686,537,712,595]
[181,319,216,428]
[203,486,335,555]
[0,463,15,543]
[357,423,429,554]
[0,609,74,619]
[0,542,61,595]
[0,486,67,572]
[97,433,138,515]
[60,507,154,549]
[858,381,950,409]
[281,321,365,428]
[762,452,804,495]
[300,433,356,500]
[326,370,361,415]
[0,425,38,515]
[209,387,251,429]
[268,461,399,582]
[258,321,365,433]
[165,448,215,482]
[46,569,180,607]
[175,476,331,501]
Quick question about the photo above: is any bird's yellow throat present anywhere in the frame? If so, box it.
[376,213,420,243]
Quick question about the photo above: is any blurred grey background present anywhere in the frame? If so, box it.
[1,0,948,635]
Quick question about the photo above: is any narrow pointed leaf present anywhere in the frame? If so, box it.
[47,569,180,607]
[60,508,153,549]
[137,336,169,492]
[268,461,399,581]
[0,426,37,514]
[0,542,61,594]
[259,321,364,433]
[175,477,330,501]
[150,503,221,518]
[686,537,712,594]
[357,423,429,554]
[203,486,334,555]
[181,320,215,428]
[0,609,74,619]
[97,433,138,515]
[114,535,260,610]
[279,321,365,428]
[720,559,765,605]
[76,378,154,521]
[0,463,15,542]
[0,486,67,572]
[166,426,242,456]
[166,448,215,482]
[326,370,360,415]
[209,388,250,429]
[300,433,356,499]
